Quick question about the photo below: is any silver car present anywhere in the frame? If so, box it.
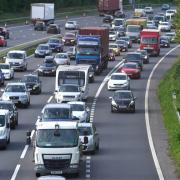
[1,82,30,108]
[34,44,52,58]
[78,123,99,154]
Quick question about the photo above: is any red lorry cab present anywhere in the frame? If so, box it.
[140,29,160,56]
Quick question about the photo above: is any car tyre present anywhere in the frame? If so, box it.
[111,106,115,113]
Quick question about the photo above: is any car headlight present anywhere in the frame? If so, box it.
[62,39,65,42]
[144,55,148,59]
[129,100,135,106]
[112,100,117,106]
[2,94,9,100]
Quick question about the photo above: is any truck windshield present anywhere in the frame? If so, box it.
[141,37,158,44]
[0,115,5,127]
[58,71,85,87]
[36,129,78,148]
[43,108,71,120]
[127,26,140,32]
[77,47,99,56]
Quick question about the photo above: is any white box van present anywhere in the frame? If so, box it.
[34,121,82,177]
[5,50,28,71]
[0,109,10,149]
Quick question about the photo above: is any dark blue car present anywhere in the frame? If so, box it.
[47,38,64,52]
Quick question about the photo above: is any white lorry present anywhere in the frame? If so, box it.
[33,121,84,177]
[31,3,55,25]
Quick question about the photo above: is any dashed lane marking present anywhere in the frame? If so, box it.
[11,164,20,180]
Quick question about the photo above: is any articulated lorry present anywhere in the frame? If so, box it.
[31,3,54,25]
[140,29,160,56]
[98,0,123,16]
[76,27,109,74]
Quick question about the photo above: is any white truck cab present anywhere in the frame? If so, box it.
[0,109,10,149]
[34,121,82,177]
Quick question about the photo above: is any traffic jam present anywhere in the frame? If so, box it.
[0,1,177,179]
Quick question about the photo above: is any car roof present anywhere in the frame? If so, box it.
[8,50,26,53]
[43,103,71,109]
[78,123,92,128]
[68,101,85,105]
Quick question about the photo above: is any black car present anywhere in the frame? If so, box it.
[47,38,63,52]
[123,52,143,70]
[116,40,128,52]
[0,100,18,129]
[109,90,136,113]
[160,36,170,47]
[34,21,46,31]
[37,56,57,76]
[103,15,114,23]
[47,24,61,34]
[136,49,149,64]
[22,74,41,94]
[161,4,170,11]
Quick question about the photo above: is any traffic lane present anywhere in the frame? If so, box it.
[148,45,179,179]
[13,55,123,179]
[90,46,177,179]
[0,56,55,180]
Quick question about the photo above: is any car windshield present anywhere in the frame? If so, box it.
[38,45,48,50]
[67,21,74,24]
[114,92,132,99]
[153,16,164,21]
[23,76,38,82]
[111,75,126,80]
[78,127,92,136]
[36,129,78,147]
[141,37,158,44]
[43,63,55,67]
[5,85,26,92]
[65,34,75,38]
[71,104,84,111]
[123,63,137,69]
[160,22,168,25]
[109,31,116,35]
[0,103,13,111]
[59,85,79,92]
[116,40,125,45]
[0,115,5,127]
[113,20,123,26]
[7,53,24,59]
[43,108,70,120]
[120,37,129,41]
[161,36,168,40]
[55,54,67,59]
[109,44,118,48]
[48,39,59,43]
[126,54,141,60]
[0,64,9,69]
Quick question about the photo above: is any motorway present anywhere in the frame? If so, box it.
[0,7,179,180]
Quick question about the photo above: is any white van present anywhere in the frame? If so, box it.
[34,121,83,177]
[0,109,10,149]
[5,50,28,71]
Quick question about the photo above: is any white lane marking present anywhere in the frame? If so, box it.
[47,96,53,103]
[145,44,180,180]
[20,145,29,159]
[86,156,91,179]
[11,164,20,180]
[89,60,124,123]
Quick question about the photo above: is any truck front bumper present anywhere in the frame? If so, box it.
[35,164,79,176]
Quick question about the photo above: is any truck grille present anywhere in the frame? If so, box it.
[43,159,71,170]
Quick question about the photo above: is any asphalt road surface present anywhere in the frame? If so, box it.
[0,6,179,180]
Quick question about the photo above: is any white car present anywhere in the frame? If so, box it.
[158,21,171,32]
[107,72,130,90]
[0,63,14,79]
[109,31,117,41]
[166,9,177,17]
[65,21,79,30]
[55,84,83,103]
[54,53,70,65]
[144,7,154,14]
[111,18,125,29]
[68,101,90,123]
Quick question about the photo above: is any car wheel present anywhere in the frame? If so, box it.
[111,106,115,113]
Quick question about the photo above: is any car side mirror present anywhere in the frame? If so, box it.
[109,97,112,100]
[134,97,137,100]
[1,88,4,92]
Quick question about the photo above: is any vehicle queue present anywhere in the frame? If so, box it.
[0,3,177,179]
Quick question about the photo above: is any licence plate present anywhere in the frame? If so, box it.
[119,106,127,108]
[51,171,63,175]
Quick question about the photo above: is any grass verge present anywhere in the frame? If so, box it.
[157,57,180,173]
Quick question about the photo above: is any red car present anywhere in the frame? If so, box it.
[0,36,7,47]
[118,62,141,79]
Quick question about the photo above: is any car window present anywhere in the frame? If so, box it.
[56,54,67,58]
[71,104,84,111]
[78,127,92,136]
[5,85,26,92]
[111,75,126,80]
[0,115,5,127]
